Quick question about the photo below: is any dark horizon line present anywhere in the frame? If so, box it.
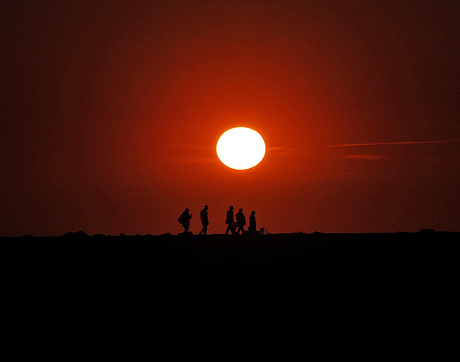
[2,228,457,238]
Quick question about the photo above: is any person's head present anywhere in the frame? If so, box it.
[230,206,233,210]
[239,208,243,212]
[204,205,208,210]
[185,208,189,213]
[251,211,255,215]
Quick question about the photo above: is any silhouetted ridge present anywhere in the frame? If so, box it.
[4,231,457,296]
[62,230,90,238]
[3,230,457,341]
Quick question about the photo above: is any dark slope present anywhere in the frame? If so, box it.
[5,231,457,295]
[3,231,458,358]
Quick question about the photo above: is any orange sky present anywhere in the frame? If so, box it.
[1,1,459,236]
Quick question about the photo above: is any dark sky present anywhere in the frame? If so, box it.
[1,0,459,236]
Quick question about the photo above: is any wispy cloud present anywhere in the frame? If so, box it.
[267,146,299,153]
[323,139,460,148]
[343,154,388,160]
[151,145,213,151]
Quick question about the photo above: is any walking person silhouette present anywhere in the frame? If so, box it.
[178,208,192,233]
[235,208,246,234]
[248,210,256,232]
[199,205,209,235]
[225,206,235,234]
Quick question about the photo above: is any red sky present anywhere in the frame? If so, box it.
[1,0,459,236]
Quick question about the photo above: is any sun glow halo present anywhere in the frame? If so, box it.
[216,127,266,170]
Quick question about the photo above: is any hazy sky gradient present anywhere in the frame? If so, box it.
[1,0,459,236]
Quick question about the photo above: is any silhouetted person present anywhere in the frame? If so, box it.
[178,208,192,233]
[248,210,256,232]
[225,206,235,234]
[199,205,209,235]
[235,208,246,234]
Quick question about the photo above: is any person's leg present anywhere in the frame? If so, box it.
[200,225,207,235]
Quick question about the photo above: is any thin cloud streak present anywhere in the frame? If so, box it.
[267,146,298,152]
[151,145,213,151]
[343,154,388,160]
[323,139,460,148]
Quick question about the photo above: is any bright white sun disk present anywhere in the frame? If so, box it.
[216,127,266,170]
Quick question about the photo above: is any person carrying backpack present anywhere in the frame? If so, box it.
[178,208,192,233]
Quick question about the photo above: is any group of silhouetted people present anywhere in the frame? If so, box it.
[178,205,256,235]
[225,206,257,235]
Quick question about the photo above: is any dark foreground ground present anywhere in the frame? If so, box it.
[3,230,458,357]
[5,230,457,292]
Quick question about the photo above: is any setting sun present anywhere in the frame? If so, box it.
[216,127,266,170]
